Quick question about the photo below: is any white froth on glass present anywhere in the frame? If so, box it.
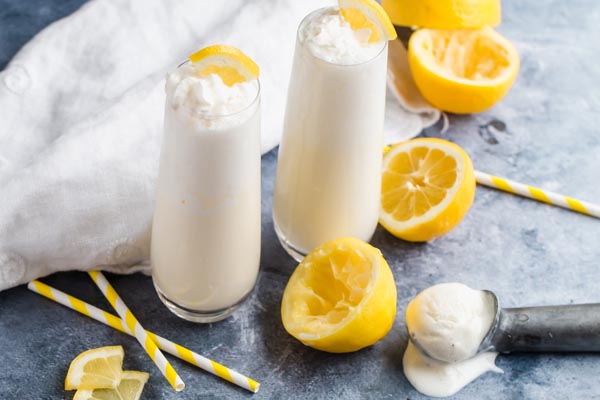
[299,8,384,65]
[165,64,258,129]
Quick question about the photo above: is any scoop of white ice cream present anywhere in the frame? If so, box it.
[406,282,496,363]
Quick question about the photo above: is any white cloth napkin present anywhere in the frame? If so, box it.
[0,0,439,291]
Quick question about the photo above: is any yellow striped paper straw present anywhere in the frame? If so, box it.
[88,271,185,392]
[27,280,260,393]
[475,171,600,219]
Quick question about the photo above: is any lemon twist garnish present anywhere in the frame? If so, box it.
[188,44,259,86]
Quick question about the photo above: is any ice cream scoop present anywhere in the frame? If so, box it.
[408,284,600,362]
[478,295,600,356]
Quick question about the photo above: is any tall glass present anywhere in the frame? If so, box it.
[272,7,388,261]
[152,63,261,323]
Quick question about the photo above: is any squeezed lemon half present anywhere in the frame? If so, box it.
[382,0,501,29]
[408,27,519,114]
[281,237,397,353]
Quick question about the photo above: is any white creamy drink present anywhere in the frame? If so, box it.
[273,7,389,260]
[152,56,261,322]
[403,283,502,397]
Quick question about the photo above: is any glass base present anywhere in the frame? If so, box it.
[153,281,251,323]
[273,220,308,263]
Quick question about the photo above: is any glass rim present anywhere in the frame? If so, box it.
[296,6,388,67]
[170,59,261,120]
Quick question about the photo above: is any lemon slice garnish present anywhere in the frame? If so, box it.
[339,0,397,43]
[189,44,259,86]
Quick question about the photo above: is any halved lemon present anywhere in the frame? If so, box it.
[73,371,150,400]
[381,0,501,29]
[65,346,124,390]
[339,0,397,43]
[188,45,259,86]
[380,138,475,242]
[281,237,397,353]
[408,27,519,114]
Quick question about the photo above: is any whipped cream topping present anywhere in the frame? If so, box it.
[165,63,257,128]
[299,8,384,65]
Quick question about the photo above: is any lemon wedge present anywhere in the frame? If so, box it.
[339,0,397,42]
[64,346,124,390]
[382,0,501,29]
[281,237,397,353]
[189,44,259,86]
[73,371,150,400]
[408,27,519,114]
[380,138,475,242]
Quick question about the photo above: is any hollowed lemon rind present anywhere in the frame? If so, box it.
[408,28,520,114]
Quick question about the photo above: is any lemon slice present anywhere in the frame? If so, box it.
[339,0,397,43]
[188,44,259,86]
[65,346,124,390]
[73,371,150,400]
[380,138,475,242]
[281,237,397,353]
[408,27,520,114]
[382,0,501,29]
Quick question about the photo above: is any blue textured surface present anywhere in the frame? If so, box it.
[1,1,600,399]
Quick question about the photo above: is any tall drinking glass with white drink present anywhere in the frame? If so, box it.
[152,46,261,322]
[273,1,397,261]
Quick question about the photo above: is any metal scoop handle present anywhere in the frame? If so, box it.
[492,303,600,353]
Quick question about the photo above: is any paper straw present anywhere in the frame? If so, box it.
[27,280,260,393]
[87,271,185,391]
[475,171,600,219]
